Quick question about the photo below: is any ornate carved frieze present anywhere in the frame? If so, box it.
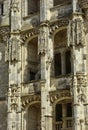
[67,18,85,46]
[21,28,38,44]
[50,90,71,103]
[21,95,41,110]
[49,19,69,35]
[5,36,21,62]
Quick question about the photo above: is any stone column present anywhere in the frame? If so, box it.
[7,0,22,130]
[40,0,52,22]
[39,22,53,130]
[73,76,81,130]
[72,0,78,12]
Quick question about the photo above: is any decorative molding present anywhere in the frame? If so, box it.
[21,95,41,110]
[50,90,71,103]
[21,28,39,44]
[49,19,69,35]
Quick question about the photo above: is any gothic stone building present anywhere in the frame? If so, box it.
[0,0,88,130]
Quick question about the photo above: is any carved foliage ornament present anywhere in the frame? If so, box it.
[72,73,87,104]
[8,85,19,111]
[67,19,85,46]
[5,37,21,62]
[76,73,87,104]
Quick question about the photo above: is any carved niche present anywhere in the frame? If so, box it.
[67,18,85,46]
[38,24,48,55]
[5,36,21,62]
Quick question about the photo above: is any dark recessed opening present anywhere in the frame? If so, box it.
[54,53,61,76]
[65,51,71,74]
[56,104,62,121]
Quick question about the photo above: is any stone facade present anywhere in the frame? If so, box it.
[0,0,88,130]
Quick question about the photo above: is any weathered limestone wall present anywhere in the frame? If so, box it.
[0,101,7,130]
[0,42,9,130]
[0,42,8,97]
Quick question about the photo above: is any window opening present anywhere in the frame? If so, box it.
[66,103,72,117]
[56,104,62,121]
[30,71,36,81]
[54,53,61,76]
[0,3,3,15]
[65,50,71,74]
[66,103,72,128]
[28,0,40,15]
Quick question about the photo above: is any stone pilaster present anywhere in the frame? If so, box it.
[7,0,22,130]
[40,0,52,22]
[72,0,79,12]
[39,21,53,130]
